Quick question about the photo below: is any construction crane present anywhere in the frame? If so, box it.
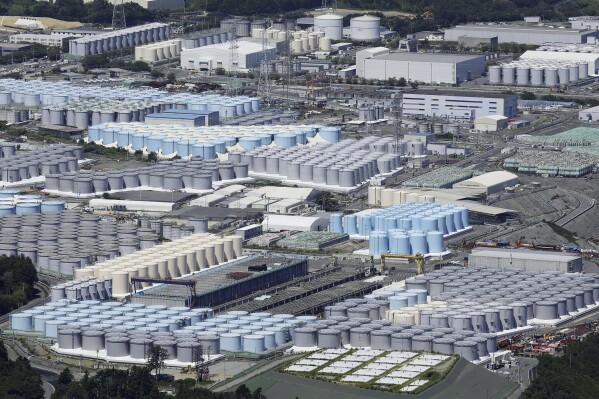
[380,253,425,274]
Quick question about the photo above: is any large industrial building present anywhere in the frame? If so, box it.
[569,16,599,30]
[519,44,599,75]
[452,171,519,195]
[401,91,518,120]
[444,24,599,45]
[468,248,583,273]
[10,33,74,47]
[180,39,276,71]
[101,0,184,10]
[356,49,485,84]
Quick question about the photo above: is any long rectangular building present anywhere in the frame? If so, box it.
[468,248,583,273]
[180,39,277,71]
[356,49,485,84]
[444,24,599,45]
[402,90,518,120]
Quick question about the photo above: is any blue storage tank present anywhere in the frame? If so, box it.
[192,143,216,159]
[369,231,388,256]
[0,189,20,198]
[211,140,226,154]
[458,207,469,228]
[102,128,119,145]
[0,205,15,216]
[357,214,372,236]
[421,217,437,232]
[147,135,165,153]
[16,202,41,215]
[40,201,65,213]
[274,133,297,148]
[88,126,101,142]
[389,296,409,310]
[409,231,428,254]
[301,128,317,138]
[162,138,178,155]
[344,214,358,235]
[435,215,447,234]
[176,140,192,157]
[427,231,445,253]
[444,213,456,233]
[131,133,146,150]
[389,233,411,254]
[400,218,412,230]
[319,127,341,143]
[453,210,464,230]
[410,215,422,231]
[257,134,272,146]
[238,137,263,150]
[295,131,307,145]
[220,136,237,147]
[117,131,133,147]
[329,213,343,233]
[250,99,260,112]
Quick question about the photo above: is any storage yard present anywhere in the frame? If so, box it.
[3,8,599,399]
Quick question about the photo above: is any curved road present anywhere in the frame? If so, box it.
[554,191,596,227]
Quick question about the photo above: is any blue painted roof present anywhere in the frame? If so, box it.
[145,113,203,120]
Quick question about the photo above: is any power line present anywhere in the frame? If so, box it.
[257,20,272,109]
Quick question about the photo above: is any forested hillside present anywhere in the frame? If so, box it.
[522,333,599,399]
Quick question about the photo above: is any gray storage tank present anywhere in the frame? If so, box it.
[58,328,82,349]
[432,337,455,355]
[106,336,130,357]
[82,330,105,351]
[317,329,341,349]
[454,340,478,361]
[370,329,392,350]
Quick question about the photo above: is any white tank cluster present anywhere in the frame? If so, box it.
[88,123,339,158]
[0,210,162,276]
[304,298,493,362]
[239,135,400,190]
[0,143,83,184]
[69,23,171,56]
[181,29,231,49]
[489,60,589,86]
[42,93,260,130]
[51,276,112,302]
[350,15,381,41]
[313,14,344,40]
[331,202,469,255]
[285,30,332,54]
[72,233,244,296]
[142,218,206,241]
[135,39,183,63]
[0,190,65,216]
[367,187,440,207]
[390,266,599,331]
[44,157,249,196]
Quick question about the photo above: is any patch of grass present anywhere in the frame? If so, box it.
[544,221,577,243]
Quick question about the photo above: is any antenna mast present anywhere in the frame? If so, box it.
[281,21,293,108]
[393,93,403,156]
[112,0,126,30]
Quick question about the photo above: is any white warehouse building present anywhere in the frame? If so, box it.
[356,48,485,84]
[402,91,518,120]
[180,40,276,71]
[444,24,599,45]
[452,170,519,195]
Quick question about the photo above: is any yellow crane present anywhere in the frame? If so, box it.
[379,253,425,275]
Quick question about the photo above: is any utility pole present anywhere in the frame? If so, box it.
[228,21,239,96]
[257,20,272,109]
[112,0,126,30]
[280,21,293,108]
[392,93,403,158]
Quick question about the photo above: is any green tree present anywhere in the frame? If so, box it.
[166,72,176,83]
[0,340,44,399]
[147,345,168,380]
[131,61,151,72]
[147,151,158,163]
[235,384,252,399]
[520,91,536,100]
[398,77,407,87]
[58,368,74,386]
[151,69,164,79]
[214,67,226,76]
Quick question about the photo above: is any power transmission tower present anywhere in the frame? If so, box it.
[392,93,403,155]
[257,21,272,109]
[280,22,293,108]
[112,0,126,30]
[228,21,239,96]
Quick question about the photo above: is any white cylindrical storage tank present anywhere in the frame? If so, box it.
[314,14,343,40]
[531,68,543,86]
[501,65,515,85]
[516,67,529,85]
[350,15,381,41]
[558,67,569,85]
[579,62,589,79]
[242,335,266,353]
[569,64,579,82]
[545,67,558,86]
[489,66,501,84]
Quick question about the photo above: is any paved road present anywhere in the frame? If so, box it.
[555,191,596,227]
[506,357,538,399]
[5,343,57,399]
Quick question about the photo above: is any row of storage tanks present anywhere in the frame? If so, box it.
[0,78,167,107]
[237,136,401,188]
[141,217,208,241]
[0,210,169,276]
[0,193,65,216]
[43,94,260,130]
[385,267,599,331]
[330,202,469,255]
[51,276,113,302]
[88,123,340,159]
[220,19,294,38]
[368,186,439,208]
[416,121,461,135]
[180,29,231,49]
[489,61,589,86]
[45,158,249,195]
[69,23,171,57]
[298,298,493,362]
[11,302,315,358]
[0,144,83,184]
[135,39,183,63]
[72,233,243,296]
